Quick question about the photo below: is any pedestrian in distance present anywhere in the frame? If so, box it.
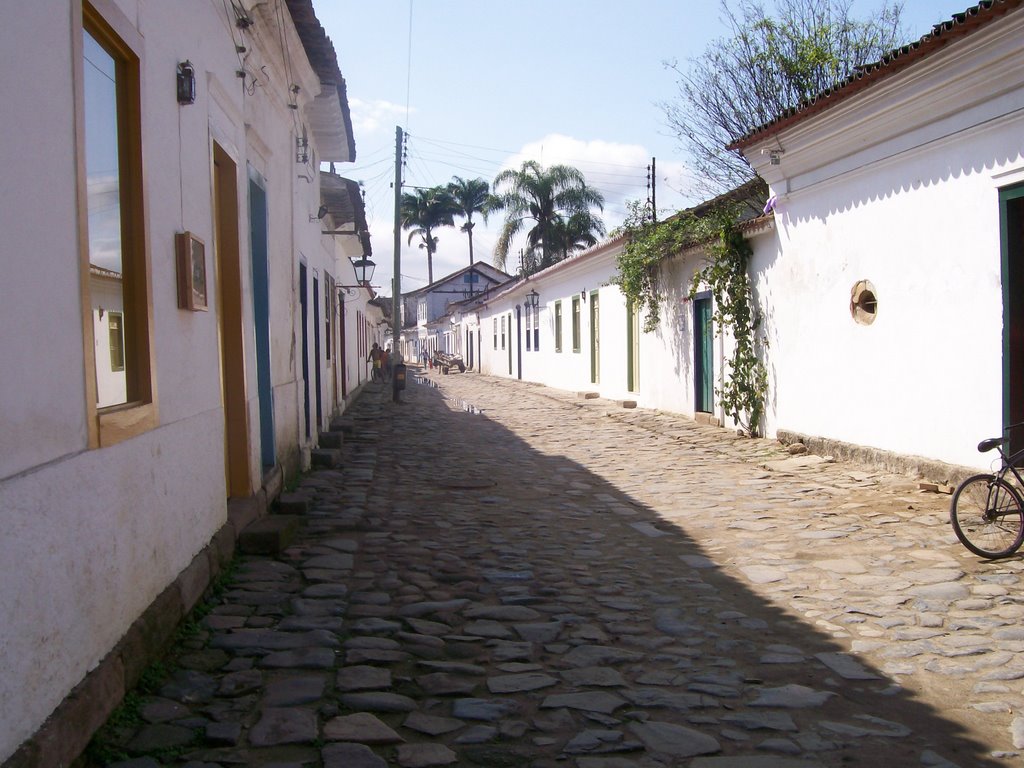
[367,342,382,382]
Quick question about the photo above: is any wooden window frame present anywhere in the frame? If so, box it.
[554,300,563,353]
[571,296,581,353]
[76,0,157,447]
[108,311,125,372]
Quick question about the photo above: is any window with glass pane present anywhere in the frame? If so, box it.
[84,28,128,407]
[534,306,540,350]
[108,312,124,371]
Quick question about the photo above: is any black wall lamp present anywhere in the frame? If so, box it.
[337,257,377,296]
[525,290,540,309]
[177,61,196,105]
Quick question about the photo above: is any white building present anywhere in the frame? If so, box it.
[0,0,375,763]
[400,263,510,363]
[735,0,1024,469]
[471,2,1024,474]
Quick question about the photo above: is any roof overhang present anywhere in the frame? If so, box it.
[730,0,1024,152]
[285,0,356,162]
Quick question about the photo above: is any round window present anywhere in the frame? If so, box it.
[850,280,878,325]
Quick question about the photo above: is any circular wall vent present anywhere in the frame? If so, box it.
[850,280,878,325]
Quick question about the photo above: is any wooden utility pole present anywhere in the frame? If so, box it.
[392,125,403,401]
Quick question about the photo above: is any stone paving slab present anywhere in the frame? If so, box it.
[87,375,1024,767]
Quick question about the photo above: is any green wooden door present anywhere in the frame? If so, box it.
[694,294,713,413]
[590,291,600,384]
[626,298,640,393]
[1001,183,1024,452]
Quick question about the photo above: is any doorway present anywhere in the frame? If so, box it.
[626,298,640,393]
[248,171,275,469]
[1001,183,1024,452]
[299,262,310,440]
[589,291,600,384]
[516,306,522,380]
[313,275,322,432]
[213,143,251,498]
[694,292,714,413]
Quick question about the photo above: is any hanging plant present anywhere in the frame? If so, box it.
[614,197,769,436]
[689,215,768,436]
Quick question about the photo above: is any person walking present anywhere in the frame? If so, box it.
[367,342,382,382]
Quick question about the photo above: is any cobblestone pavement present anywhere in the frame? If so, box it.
[91,370,1024,767]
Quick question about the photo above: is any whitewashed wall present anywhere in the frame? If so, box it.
[0,0,343,759]
[745,10,1024,469]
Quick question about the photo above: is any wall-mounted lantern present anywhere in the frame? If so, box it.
[177,61,196,105]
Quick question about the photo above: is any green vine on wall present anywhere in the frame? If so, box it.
[614,198,768,436]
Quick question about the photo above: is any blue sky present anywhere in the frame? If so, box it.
[312,0,976,292]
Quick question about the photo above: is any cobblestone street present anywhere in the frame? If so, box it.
[92,370,1024,767]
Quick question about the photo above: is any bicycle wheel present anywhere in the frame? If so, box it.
[950,474,1024,559]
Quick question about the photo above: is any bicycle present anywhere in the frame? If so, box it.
[950,422,1024,559]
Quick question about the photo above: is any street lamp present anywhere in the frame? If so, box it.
[337,257,377,297]
[352,257,376,284]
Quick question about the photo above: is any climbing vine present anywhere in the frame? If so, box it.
[614,198,769,436]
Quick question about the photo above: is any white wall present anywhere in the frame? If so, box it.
[745,10,1024,468]
[0,0,342,759]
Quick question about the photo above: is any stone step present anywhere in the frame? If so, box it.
[276,492,312,514]
[238,515,302,555]
[329,416,356,435]
[319,431,344,449]
[311,448,342,469]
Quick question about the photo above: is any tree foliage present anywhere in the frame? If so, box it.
[663,0,905,197]
[400,186,458,285]
[447,176,493,271]
[490,160,605,275]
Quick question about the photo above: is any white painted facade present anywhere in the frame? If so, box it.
[400,263,510,361]
[470,235,755,428]
[470,6,1024,472]
[0,0,374,760]
[740,4,1024,469]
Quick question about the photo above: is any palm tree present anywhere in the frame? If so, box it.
[400,187,458,285]
[547,211,606,262]
[490,160,605,273]
[447,177,492,283]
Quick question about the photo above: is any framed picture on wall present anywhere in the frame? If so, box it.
[176,231,208,311]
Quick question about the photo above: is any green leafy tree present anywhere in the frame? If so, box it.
[400,186,458,285]
[491,160,605,274]
[663,0,905,197]
[547,211,606,262]
[447,176,493,283]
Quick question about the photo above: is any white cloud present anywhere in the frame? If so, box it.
[502,133,649,176]
[349,98,413,139]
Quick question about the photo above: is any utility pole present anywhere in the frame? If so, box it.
[651,157,657,223]
[392,125,403,402]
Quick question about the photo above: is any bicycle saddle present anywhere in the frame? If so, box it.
[978,437,1004,453]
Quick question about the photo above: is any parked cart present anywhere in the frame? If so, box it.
[432,351,466,374]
